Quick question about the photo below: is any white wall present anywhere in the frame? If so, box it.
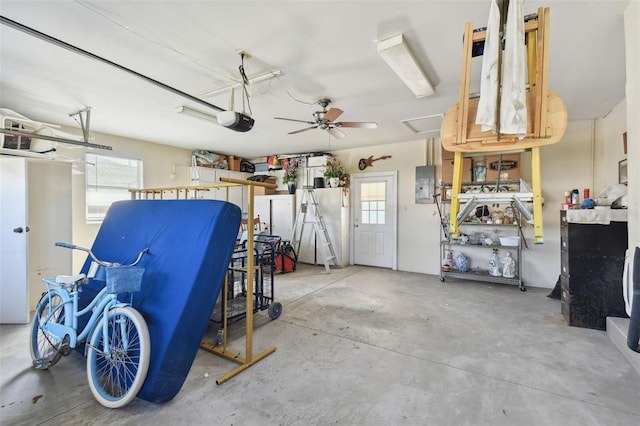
[624,0,639,251]
[328,106,628,289]
[49,105,630,288]
[332,140,443,274]
[54,130,192,271]
[520,120,590,287]
[44,110,629,288]
[594,101,627,194]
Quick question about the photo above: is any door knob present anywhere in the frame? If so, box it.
[13,227,23,233]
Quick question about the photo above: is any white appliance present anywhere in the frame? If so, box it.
[254,194,296,239]
[295,187,349,267]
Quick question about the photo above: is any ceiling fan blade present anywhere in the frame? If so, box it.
[327,127,347,139]
[289,125,318,135]
[323,108,343,122]
[335,121,378,129]
[275,117,315,125]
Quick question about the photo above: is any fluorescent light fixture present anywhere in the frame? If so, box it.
[176,105,218,123]
[377,34,434,98]
[201,70,281,98]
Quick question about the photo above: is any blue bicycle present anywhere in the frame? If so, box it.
[30,242,150,408]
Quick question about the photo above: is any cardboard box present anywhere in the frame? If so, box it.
[441,147,521,183]
[441,147,455,161]
[253,176,277,195]
[485,153,520,181]
[228,155,241,172]
[442,157,473,183]
[254,186,276,196]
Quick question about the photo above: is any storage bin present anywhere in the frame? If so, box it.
[500,236,520,247]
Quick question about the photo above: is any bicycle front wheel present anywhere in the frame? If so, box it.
[30,291,66,369]
[86,306,150,408]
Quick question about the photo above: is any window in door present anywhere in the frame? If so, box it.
[86,153,143,223]
[360,181,386,224]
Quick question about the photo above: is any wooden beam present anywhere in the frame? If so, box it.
[456,22,474,146]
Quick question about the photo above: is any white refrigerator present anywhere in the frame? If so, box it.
[295,187,350,267]
[254,194,296,240]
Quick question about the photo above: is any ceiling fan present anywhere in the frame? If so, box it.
[274,98,377,139]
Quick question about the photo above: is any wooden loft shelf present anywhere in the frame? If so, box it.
[440,6,567,153]
[440,91,567,152]
[442,6,560,244]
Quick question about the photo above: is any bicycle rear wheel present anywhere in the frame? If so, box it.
[86,306,150,408]
[30,291,66,369]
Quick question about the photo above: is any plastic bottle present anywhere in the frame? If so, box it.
[571,189,579,204]
[584,188,590,200]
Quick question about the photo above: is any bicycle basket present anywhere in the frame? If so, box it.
[105,267,144,294]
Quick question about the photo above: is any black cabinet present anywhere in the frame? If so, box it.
[560,210,628,330]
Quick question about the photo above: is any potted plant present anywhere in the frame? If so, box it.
[338,171,350,188]
[324,158,345,188]
[283,158,300,194]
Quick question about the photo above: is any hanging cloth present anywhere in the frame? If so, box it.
[475,0,501,133]
[500,0,528,139]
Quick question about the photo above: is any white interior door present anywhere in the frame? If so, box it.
[351,171,397,269]
[27,161,72,312]
[0,158,29,323]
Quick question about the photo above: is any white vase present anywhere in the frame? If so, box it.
[329,177,339,188]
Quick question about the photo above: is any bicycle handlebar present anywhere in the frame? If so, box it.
[55,241,77,250]
[54,242,149,267]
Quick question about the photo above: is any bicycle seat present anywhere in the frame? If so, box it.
[55,274,86,285]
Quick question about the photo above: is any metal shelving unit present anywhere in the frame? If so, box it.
[438,181,527,291]
[440,224,524,290]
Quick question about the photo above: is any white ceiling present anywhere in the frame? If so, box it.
[0,1,628,159]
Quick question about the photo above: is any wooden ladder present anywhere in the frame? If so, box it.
[441,6,567,244]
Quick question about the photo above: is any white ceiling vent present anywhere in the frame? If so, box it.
[400,114,443,135]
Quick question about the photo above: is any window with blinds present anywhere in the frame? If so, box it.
[86,153,143,223]
[360,181,386,224]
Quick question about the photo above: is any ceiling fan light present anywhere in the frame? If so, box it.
[377,34,434,98]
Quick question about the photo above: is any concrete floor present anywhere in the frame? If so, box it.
[1,264,639,425]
